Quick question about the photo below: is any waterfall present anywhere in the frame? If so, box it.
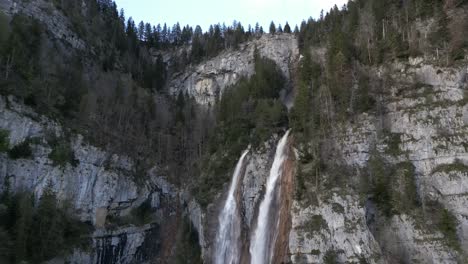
[250,130,290,264]
[214,150,249,264]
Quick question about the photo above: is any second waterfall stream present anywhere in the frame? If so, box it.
[250,130,291,264]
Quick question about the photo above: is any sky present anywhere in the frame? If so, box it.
[114,0,349,32]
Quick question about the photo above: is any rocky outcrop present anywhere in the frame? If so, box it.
[241,141,275,228]
[0,95,180,264]
[0,96,159,224]
[2,0,86,50]
[374,214,458,264]
[288,60,468,263]
[168,34,299,105]
[289,194,383,263]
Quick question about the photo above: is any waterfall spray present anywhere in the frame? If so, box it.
[214,150,249,264]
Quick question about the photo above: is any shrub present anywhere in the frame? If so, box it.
[385,132,402,156]
[0,129,9,153]
[303,214,327,233]
[431,159,468,174]
[8,139,32,159]
[438,209,460,250]
[48,140,78,167]
[0,185,92,263]
[323,250,338,264]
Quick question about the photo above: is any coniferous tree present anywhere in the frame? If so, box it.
[284,22,291,33]
[269,21,276,34]
[277,24,283,33]
[31,182,63,262]
[137,21,145,40]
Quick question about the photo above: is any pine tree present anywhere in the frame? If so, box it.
[269,21,276,34]
[31,182,63,262]
[137,21,145,41]
[277,24,283,33]
[144,23,153,45]
[255,22,260,35]
[14,192,33,262]
[284,22,291,33]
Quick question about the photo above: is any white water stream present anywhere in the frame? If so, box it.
[250,130,290,264]
[214,150,249,264]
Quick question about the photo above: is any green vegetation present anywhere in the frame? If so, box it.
[366,153,460,250]
[0,182,92,263]
[438,209,460,250]
[0,129,9,153]
[0,11,9,45]
[310,249,321,255]
[48,139,78,168]
[7,139,32,160]
[331,203,345,214]
[302,214,327,234]
[323,249,338,264]
[368,154,418,216]
[173,217,203,264]
[384,132,402,156]
[391,162,419,214]
[431,159,468,174]
[107,199,154,227]
[421,200,461,251]
[194,54,288,207]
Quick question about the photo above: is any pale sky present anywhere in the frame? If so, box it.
[114,0,349,31]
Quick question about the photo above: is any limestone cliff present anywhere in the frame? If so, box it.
[168,34,299,106]
[0,95,180,264]
[288,61,468,263]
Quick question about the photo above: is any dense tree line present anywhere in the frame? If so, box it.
[0,182,92,263]
[292,0,467,139]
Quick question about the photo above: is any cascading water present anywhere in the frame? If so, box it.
[213,150,249,264]
[250,130,290,264]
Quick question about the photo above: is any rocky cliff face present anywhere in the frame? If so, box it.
[1,0,86,50]
[288,61,468,263]
[0,95,181,264]
[168,34,299,106]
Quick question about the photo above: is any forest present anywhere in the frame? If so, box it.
[0,0,467,262]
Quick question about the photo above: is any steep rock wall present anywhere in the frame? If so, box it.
[168,34,299,105]
[0,95,181,264]
[1,0,86,50]
[289,60,468,263]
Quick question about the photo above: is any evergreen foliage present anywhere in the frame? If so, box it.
[7,139,32,160]
[48,138,79,168]
[0,183,92,263]
[0,129,9,153]
[194,55,288,207]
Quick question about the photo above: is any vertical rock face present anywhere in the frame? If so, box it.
[0,96,179,264]
[288,61,468,263]
[289,195,383,264]
[0,96,145,225]
[169,34,299,105]
[2,0,86,50]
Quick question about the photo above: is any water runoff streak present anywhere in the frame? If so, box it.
[214,150,249,264]
[250,130,290,264]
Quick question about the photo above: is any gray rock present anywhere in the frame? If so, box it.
[169,34,299,106]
